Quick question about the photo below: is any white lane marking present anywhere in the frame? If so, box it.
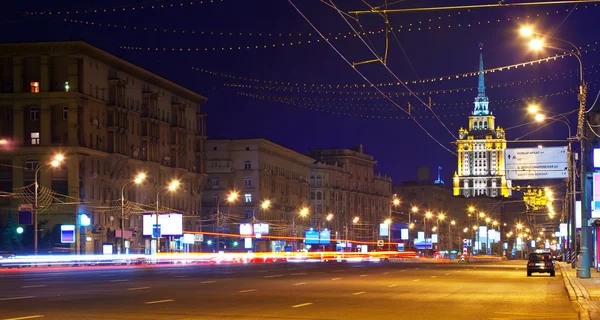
[0,296,36,301]
[109,279,129,282]
[264,275,283,278]
[415,268,420,270]
[238,289,257,293]
[382,272,390,275]
[353,291,366,295]
[331,278,341,281]
[359,275,368,277]
[175,275,188,278]
[431,276,437,278]
[388,284,397,288]
[445,273,451,276]
[293,282,306,286]
[20,285,47,289]
[290,273,307,276]
[291,302,313,308]
[2,315,45,320]
[201,281,216,284]
[144,299,174,305]
[127,287,151,291]
[413,279,420,282]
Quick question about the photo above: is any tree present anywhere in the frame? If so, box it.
[0,211,20,252]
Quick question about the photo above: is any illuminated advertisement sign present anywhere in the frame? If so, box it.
[253,223,269,236]
[60,225,75,243]
[319,229,331,245]
[379,223,389,237]
[142,213,183,236]
[400,229,409,240]
[240,224,253,236]
[305,230,319,245]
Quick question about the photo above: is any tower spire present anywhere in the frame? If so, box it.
[478,42,485,96]
[473,42,490,116]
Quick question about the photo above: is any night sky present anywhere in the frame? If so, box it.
[2,0,599,185]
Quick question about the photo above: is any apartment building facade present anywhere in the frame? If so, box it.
[0,41,207,254]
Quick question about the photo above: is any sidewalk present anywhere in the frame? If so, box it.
[559,262,600,319]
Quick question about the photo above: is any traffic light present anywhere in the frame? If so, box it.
[16,226,24,234]
[233,241,238,247]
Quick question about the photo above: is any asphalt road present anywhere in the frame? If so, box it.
[0,260,576,320]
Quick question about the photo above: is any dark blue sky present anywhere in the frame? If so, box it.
[3,0,599,184]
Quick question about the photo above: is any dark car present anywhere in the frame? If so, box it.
[527,252,555,277]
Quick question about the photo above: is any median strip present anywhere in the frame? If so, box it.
[201,281,216,284]
[144,299,174,305]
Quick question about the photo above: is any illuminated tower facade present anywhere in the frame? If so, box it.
[453,44,511,198]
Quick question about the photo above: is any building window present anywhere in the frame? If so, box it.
[244,161,251,170]
[30,107,39,121]
[62,106,68,120]
[211,178,219,186]
[30,132,40,145]
[245,193,252,203]
[24,161,39,171]
[244,177,252,186]
[316,191,322,200]
[245,209,252,220]
[30,82,40,93]
[310,192,315,200]
[212,195,218,205]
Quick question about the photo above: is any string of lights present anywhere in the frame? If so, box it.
[221,59,600,96]
[189,43,598,87]
[25,0,225,16]
[61,6,598,36]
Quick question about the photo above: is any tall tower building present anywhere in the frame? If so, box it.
[453,44,511,198]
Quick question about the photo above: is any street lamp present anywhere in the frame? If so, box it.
[120,172,146,254]
[424,211,433,256]
[521,26,589,277]
[252,199,271,222]
[437,213,445,251]
[34,154,65,255]
[215,191,239,252]
[292,207,309,251]
[154,179,180,253]
[450,220,456,253]
[384,218,392,250]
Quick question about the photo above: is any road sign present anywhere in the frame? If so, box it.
[463,247,468,255]
[463,238,468,244]
[505,147,568,180]
[377,240,384,247]
[152,224,161,238]
[18,204,33,225]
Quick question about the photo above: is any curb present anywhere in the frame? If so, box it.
[558,264,592,320]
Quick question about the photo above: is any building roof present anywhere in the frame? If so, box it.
[207,138,315,164]
[0,41,207,104]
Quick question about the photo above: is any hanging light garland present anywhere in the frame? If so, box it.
[26,0,225,16]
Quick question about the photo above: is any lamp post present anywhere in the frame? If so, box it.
[424,211,432,256]
[120,172,146,254]
[252,199,271,223]
[437,213,445,251]
[154,180,180,254]
[34,154,65,255]
[292,207,309,251]
[450,220,456,254]
[384,218,392,250]
[530,106,576,263]
[215,191,239,252]
[521,26,589,278]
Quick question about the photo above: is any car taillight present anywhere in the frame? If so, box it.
[545,262,552,267]
[527,262,534,266]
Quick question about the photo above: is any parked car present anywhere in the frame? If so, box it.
[527,252,555,277]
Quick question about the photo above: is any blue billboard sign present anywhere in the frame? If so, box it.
[319,229,331,245]
[305,230,319,245]
[60,225,76,243]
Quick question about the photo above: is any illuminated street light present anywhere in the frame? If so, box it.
[485,217,491,224]
[392,198,401,206]
[299,207,309,217]
[534,113,546,122]
[438,213,446,221]
[425,211,433,219]
[326,213,334,221]
[353,216,360,224]
[468,206,475,213]
[384,218,392,225]
[411,206,418,213]
[527,104,539,114]
[529,38,545,50]
[261,200,271,210]
[432,226,437,232]
[120,172,147,253]
[479,212,485,218]
[472,225,478,231]
[451,220,456,226]
[463,227,468,233]
[516,223,523,230]
[519,26,534,37]
[34,153,66,255]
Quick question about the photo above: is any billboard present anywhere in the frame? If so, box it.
[142,213,183,236]
[379,223,389,237]
[505,147,568,180]
[60,225,75,243]
[253,223,269,236]
[400,228,409,240]
[319,229,331,245]
[305,230,319,245]
[240,223,253,236]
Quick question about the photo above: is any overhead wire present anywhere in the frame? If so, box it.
[328,0,458,141]
[287,0,456,155]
